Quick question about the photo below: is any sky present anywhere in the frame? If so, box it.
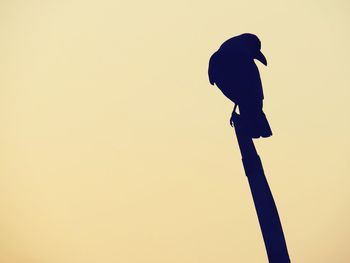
[1,0,350,262]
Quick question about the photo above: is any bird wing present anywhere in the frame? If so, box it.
[241,60,264,101]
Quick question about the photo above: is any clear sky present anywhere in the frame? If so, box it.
[1,0,350,262]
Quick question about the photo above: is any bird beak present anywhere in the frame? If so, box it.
[255,50,267,66]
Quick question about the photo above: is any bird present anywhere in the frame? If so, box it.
[208,33,273,138]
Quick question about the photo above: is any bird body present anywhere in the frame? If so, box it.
[208,33,272,138]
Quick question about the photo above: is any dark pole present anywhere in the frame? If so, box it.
[231,112,291,263]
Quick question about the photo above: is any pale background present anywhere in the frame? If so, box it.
[1,0,349,262]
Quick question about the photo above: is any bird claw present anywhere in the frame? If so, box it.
[230,116,234,127]
[230,112,241,127]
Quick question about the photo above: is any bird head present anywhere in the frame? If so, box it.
[239,33,267,66]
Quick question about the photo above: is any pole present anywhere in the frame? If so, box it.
[231,112,291,263]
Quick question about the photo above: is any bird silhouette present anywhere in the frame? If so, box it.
[208,33,272,138]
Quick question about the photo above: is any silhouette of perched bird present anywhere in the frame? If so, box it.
[208,33,272,138]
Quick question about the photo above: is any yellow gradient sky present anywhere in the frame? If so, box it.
[1,1,350,262]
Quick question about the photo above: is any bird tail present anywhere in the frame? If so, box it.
[241,110,273,139]
[255,111,273,138]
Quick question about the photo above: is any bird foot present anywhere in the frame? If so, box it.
[230,112,240,127]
